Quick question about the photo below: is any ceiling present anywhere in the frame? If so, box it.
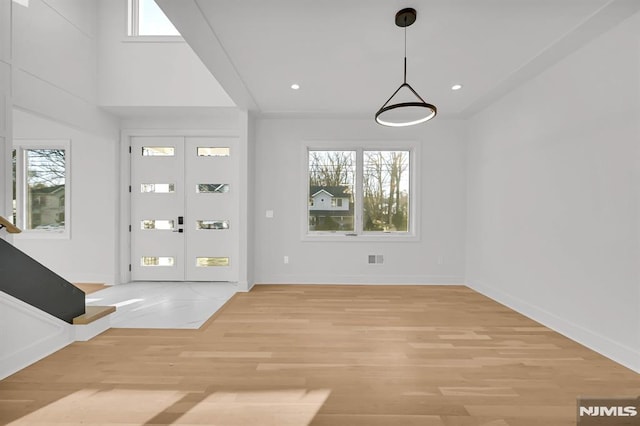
[157,0,638,119]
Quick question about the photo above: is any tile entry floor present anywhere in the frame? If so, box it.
[85,281,238,329]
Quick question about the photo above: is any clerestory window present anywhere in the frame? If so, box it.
[128,0,180,37]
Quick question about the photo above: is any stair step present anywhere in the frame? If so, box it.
[73,305,116,325]
[73,282,107,294]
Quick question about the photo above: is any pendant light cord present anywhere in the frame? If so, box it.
[403,17,407,84]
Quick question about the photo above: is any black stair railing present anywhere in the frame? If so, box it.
[0,237,85,324]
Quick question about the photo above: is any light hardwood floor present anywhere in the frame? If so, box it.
[1,285,638,425]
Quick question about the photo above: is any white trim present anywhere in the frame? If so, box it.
[12,139,71,240]
[302,233,420,243]
[255,275,465,285]
[301,140,420,242]
[122,36,185,43]
[467,280,640,374]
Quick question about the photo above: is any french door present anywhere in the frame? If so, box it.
[130,136,239,282]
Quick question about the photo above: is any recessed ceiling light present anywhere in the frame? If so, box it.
[451,84,463,91]
[291,83,300,90]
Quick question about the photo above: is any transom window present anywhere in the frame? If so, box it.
[128,0,180,37]
[307,147,413,237]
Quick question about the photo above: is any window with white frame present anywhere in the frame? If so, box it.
[307,147,413,236]
[128,0,180,37]
[13,140,70,237]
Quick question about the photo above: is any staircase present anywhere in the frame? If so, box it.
[0,217,116,379]
[0,238,86,322]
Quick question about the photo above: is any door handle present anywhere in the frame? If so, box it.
[173,228,184,233]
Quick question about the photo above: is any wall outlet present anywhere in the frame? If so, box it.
[437,256,444,265]
[266,210,274,218]
[284,255,289,264]
[368,255,384,264]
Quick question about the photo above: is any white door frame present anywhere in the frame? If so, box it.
[118,126,249,287]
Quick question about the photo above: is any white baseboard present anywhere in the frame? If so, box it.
[256,274,465,285]
[237,281,254,292]
[467,280,640,374]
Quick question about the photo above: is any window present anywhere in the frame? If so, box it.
[128,0,180,37]
[141,183,175,193]
[197,147,230,157]
[142,146,175,156]
[196,257,230,267]
[141,219,175,230]
[308,151,355,232]
[307,147,413,237]
[363,151,410,232]
[141,256,174,266]
[196,220,230,230]
[196,184,230,193]
[13,140,71,237]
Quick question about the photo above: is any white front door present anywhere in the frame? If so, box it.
[130,136,239,282]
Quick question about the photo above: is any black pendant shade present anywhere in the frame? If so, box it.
[375,8,437,127]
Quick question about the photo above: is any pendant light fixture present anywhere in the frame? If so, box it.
[375,8,437,127]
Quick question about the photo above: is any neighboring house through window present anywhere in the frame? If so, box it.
[12,140,71,237]
[307,146,414,237]
[309,185,354,231]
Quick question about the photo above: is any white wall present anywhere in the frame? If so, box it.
[0,0,11,230]
[97,0,233,108]
[253,117,467,284]
[13,109,118,284]
[12,0,117,135]
[466,12,640,372]
[10,0,120,284]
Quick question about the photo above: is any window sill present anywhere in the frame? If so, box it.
[302,233,419,243]
[15,230,70,240]
[122,35,185,43]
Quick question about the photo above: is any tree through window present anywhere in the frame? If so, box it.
[307,149,411,234]
[363,151,409,232]
[13,142,70,235]
[25,149,66,231]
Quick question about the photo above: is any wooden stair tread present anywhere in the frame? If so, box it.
[73,305,116,325]
[73,283,107,294]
